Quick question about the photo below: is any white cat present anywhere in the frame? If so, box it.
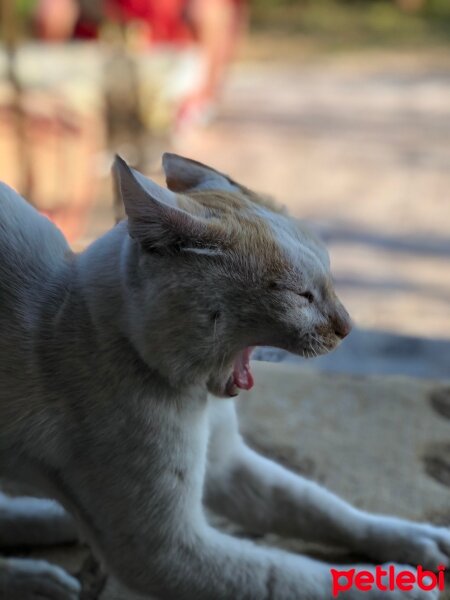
[0,154,448,600]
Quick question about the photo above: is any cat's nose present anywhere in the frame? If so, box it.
[332,312,352,339]
[334,318,352,339]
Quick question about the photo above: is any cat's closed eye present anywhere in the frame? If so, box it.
[268,283,314,304]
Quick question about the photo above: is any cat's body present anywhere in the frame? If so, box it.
[0,155,449,600]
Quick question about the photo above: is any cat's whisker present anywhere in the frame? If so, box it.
[310,334,328,356]
[219,350,227,375]
[212,315,218,353]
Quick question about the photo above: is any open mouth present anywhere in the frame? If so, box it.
[224,346,255,397]
[211,335,336,398]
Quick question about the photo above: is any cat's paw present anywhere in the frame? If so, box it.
[0,557,81,599]
[363,518,450,570]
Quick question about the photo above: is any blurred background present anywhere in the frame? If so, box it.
[0,0,449,379]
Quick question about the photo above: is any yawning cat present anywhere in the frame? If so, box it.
[0,154,448,600]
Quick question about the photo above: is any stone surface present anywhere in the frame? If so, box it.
[238,362,450,524]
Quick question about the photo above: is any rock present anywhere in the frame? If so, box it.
[238,362,450,524]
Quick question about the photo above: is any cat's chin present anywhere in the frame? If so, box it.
[207,347,255,398]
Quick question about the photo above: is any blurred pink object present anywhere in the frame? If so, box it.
[35,0,79,41]
[175,0,248,131]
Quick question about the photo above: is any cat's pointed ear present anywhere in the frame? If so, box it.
[112,155,218,251]
[162,153,240,193]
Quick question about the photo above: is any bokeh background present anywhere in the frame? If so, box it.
[1,5,450,596]
[0,0,449,378]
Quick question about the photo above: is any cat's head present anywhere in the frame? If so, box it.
[113,154,351,398]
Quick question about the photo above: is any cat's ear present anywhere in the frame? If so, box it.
[162,153,240,193]
[112,155,221,252]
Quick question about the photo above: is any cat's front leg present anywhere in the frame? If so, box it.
[205,401,450,572]
[0,557,81,600]
[0,494,80,599]
[208,441,450,571]
[0,492,78,548]
[95,527,440,600]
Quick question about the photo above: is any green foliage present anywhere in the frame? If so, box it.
[16,0,38,18]
[249,0,450,48]
[425,0,450,18]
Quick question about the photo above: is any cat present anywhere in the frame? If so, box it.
[0,153,448,600]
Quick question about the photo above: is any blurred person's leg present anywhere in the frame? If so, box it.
[190,0,245,100]
[177,0,247,128]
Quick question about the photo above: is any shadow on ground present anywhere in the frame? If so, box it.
[255,329,450,380]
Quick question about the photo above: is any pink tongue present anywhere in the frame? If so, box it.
[233,347,254,390]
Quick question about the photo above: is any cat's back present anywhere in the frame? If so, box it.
[0,182,69,310]
[0,184,74,419]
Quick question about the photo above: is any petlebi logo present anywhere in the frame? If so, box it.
[330,564,446,597]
